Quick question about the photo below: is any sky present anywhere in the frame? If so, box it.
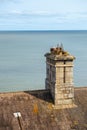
[0,0,87,30]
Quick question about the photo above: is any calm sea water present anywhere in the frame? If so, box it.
[0,30,87,92]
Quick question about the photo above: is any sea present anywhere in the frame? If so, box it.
[0,30,87,92]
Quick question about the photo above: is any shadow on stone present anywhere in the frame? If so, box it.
[24,89,54,104]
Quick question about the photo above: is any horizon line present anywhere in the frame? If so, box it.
[0,30,87,32]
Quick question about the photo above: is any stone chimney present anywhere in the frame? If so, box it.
[45,44,75,106]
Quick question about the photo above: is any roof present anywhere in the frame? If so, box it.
[0,87,87,130]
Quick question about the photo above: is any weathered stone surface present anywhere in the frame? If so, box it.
[45,46,75,106]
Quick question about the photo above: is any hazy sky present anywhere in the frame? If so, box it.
[0,0,87,30]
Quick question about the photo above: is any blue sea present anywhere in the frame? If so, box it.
[0,30,87,92]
